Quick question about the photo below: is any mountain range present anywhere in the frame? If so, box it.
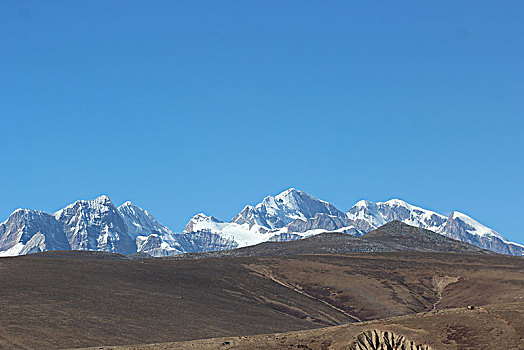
[1,188,522,257]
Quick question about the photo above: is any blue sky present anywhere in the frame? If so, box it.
[1,1,523,242]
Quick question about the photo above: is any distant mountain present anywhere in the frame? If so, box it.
[179,189,364,250]
[0,196,152,256]
[0,195,239,257]
[168,221,491,259]
[178,189,522,256]
[347,199,524,256]
[0,209,70,255]
[346,199,448,232]
[231,188,347,229]
[440,212,523,255]
[54,195,135,254]
[118,201,173,239]
[0,189,522,257]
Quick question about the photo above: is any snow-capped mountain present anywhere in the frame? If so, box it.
[346,199,448,233]
[0,189,522,257]
[439,212,524,256]
[177,189,522,256]
[232,188,347,229]
[54,195,136,254]
[0,196,175,256]
[118,201,173,239]
[0,209,70,256]
[344,198,523,255]
[178,189,360,249]
[134,213,238,257]
[0,195,241,257]
[182,213,270,247]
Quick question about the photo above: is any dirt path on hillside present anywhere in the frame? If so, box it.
[246,264,362,322]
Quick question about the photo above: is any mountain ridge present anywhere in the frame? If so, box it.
[166,221,492,259]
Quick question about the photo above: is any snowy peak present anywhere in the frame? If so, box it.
[231,205,263,227]
[436,211,523,255]
[117,201,172,239]
[376,199,448,231]
[0,208,70,256]
[344,198,523,255]
[272,188,320,207]
[5,208,47,222]
[346,200,385,231]
[382,198,411,207]
[353,200,374,208]
[190,213,222,223]
[347,198,448,233]
[119,200,134,208]
[53,195,135,254]
[270,188,342,217]
[53,195,120,227]
[54,194,116,218]
[232,188,346,230]
[183,213,223,234]
[444,211,504,239]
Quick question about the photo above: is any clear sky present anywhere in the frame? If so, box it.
[1,1,523,243]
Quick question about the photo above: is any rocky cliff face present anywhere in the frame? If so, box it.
[136,230,238,257]
[54,195,136,254]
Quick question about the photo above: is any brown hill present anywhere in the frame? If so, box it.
[0,248,522,349]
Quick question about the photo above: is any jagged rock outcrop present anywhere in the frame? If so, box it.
[350,330,431,350]
[267,232,303,242]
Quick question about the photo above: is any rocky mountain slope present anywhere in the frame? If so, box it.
[0,189,522,256]
[168,221,491,259]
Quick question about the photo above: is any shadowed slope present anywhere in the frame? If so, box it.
[0,254,352,350]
